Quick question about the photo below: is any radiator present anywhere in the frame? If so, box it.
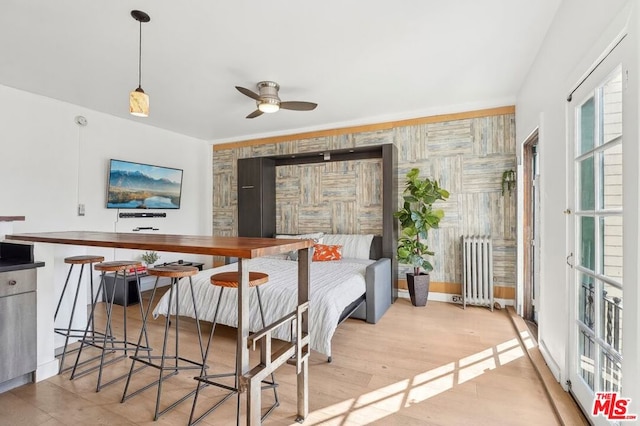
[462,235,494,311]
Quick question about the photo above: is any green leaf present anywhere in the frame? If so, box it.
[407,168,420,178]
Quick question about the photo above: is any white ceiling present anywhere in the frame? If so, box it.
[0,1,561,143]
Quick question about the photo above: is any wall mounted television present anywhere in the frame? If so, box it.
[106,159,183,209]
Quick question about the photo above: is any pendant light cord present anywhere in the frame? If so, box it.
[137,20,142,89]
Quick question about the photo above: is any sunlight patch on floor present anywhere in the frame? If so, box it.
[520,330,535,349]
[354,379,410,411]
[457,355,497,385]
[299,335,528,425]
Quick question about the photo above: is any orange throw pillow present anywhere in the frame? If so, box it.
[312,244,342,261]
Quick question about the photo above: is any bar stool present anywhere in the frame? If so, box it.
[121,265,205,421]
[70,260,150,392]
[54,254,105,374]
[189,271,279,426]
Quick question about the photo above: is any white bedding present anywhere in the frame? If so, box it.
[152,256,373,356]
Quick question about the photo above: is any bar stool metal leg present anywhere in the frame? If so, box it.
[70,261,151,391]
[69,270,113,380]
[95,268,123,391]
[55,263,83,374]
[189,287,234,426]
[54,264,77,322]
[121,266,204,421]
[189,279,280,426]
[54,255,105,375]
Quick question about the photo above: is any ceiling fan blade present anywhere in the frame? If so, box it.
[279,101,318,111]
[246,109,264,119]
[236,86,261,101]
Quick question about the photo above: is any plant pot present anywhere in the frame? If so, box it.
[406,273,430,306]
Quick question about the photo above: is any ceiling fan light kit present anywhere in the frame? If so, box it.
[236,80,317,119]
[258,98,280,113]
[129,10,150,117]
[256,81,280,113]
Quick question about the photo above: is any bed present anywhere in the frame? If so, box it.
[152,234,391,358]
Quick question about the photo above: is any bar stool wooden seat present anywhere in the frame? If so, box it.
[70,260,150,392]
[121,265,205,421]
[54,255,105,374]
[189,271,279,426]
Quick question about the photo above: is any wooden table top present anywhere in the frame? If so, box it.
[6,231,314,259]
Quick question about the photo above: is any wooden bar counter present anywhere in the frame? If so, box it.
[6,231,313,424]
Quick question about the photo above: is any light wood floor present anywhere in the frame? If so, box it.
[0,295,588,425]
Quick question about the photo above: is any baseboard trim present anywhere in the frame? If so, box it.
[398,279,516,300]
[35,358,59,382]
[539,338,562,384]
[397,289,514,307]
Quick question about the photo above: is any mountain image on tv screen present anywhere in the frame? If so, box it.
[107,160,183,209]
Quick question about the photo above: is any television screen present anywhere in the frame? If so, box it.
[106,159,183,209]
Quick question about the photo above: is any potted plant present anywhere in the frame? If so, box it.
[141,251,160,267]
[394,168,449,306]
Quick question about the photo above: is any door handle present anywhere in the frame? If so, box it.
[566,253,574,268]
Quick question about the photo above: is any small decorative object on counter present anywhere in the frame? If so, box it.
[141,251,160,266]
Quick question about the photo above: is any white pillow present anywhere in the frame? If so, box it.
[275,232,324,244]
[322,234,374,259]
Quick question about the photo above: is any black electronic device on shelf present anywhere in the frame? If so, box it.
[158,260,204,271]
[119,212,166,218]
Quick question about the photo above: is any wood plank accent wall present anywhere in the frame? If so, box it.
[212,106,517,296]
[213,106,514,151]
[276,159,383,235]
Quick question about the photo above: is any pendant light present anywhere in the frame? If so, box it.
[130,10,150,117]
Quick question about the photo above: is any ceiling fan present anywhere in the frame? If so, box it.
[235,81,318,119]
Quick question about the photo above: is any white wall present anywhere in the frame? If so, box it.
[0,84,212,380]
[516,0,639,416]
[0,84,211,237]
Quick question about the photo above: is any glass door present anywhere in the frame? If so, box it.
[523,134,540,325]
[531,145,540,324]
[569,56,624,422]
